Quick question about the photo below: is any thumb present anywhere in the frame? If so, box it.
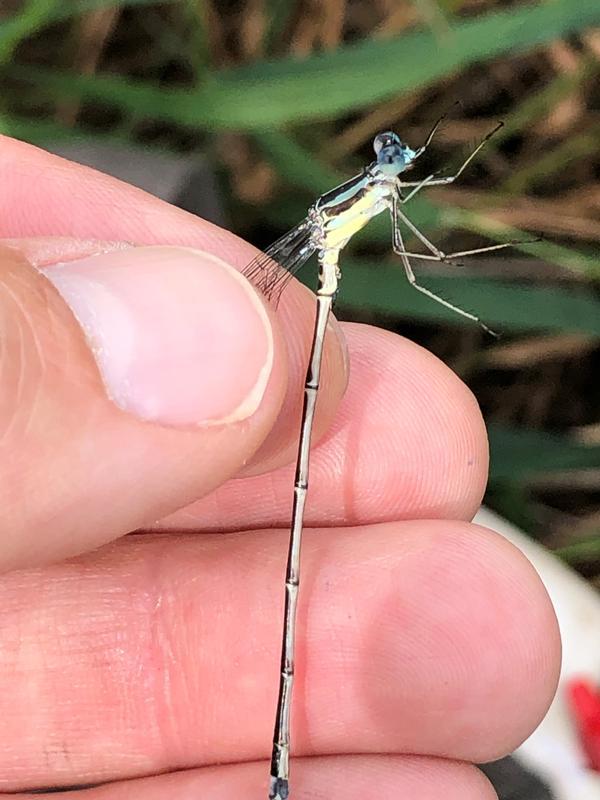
[0,243,287,570]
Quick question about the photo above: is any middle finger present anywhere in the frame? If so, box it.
[0,521,559,791]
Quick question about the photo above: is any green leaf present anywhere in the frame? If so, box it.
[31,0,180,22]
[6,0,600,129]
[444,208,600,279]
[0,112,129,145]
[0,0,181,63]
[0,0,63,63]
[554,536,600,564]
[488,425,600,482]
[484,483,538,534]
[253,130,342,196]
[335,257,600,335]
[264,0,295,52]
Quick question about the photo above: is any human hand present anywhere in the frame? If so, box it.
[0,136,560,798]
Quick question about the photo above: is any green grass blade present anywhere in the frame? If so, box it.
[335,258,600,335]
[6,0,600,129]
[490,58,598,144]
[34,0,180,22]
[0,112,121,143]
[253,130,342,195]
[0,0,181,63]
[554,537,600,564]
[0,0,179,34]
[488,424,600,482]
[0,0,63,63]
[264,0,295,52]
[444,208,600,280]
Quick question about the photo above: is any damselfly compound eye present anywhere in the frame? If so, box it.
[374,131,414,171]
[373,131,401,155]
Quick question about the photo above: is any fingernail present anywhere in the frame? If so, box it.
[41,245,274,426]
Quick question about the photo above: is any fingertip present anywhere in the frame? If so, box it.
[466,523,562,757]
[42,245,277,427]
[318,324,489,521]
[410,520,561,760]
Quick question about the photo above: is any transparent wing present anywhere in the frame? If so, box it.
[242,218,316,306]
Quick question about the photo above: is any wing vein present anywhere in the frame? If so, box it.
[242,219,316,306]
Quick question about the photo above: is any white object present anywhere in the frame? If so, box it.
[475,507,600,800]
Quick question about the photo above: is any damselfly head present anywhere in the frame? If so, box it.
[373,131,416,174]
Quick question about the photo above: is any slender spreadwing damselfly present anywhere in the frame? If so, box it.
[242,116,524,800]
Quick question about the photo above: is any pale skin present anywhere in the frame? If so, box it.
[0,135,560,798]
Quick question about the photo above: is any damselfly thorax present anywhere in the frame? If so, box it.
[311,167,396,253]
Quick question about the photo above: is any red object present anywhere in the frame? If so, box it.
[567,677,600,772]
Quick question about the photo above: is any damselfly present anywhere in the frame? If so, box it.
[243,116,518,800]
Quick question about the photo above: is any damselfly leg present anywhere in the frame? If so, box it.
[399,120,504,202]
[394,202,535,263]
[390,197,498,336]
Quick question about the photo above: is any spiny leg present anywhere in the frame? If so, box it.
[400,173,438,203]
[395,206,523,260]
[412,108,451,158]
[390,240,528,262]
[390,198,497,336]
[398,120,504,199]
[393,204,536,263]
[412,101,464,159]
[396,107,472,203]
[396,205,447,259]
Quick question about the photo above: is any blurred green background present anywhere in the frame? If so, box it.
[1,0,599,581]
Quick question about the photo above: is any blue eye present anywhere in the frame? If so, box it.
[373,131,401,155]
[373,131,417,173]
